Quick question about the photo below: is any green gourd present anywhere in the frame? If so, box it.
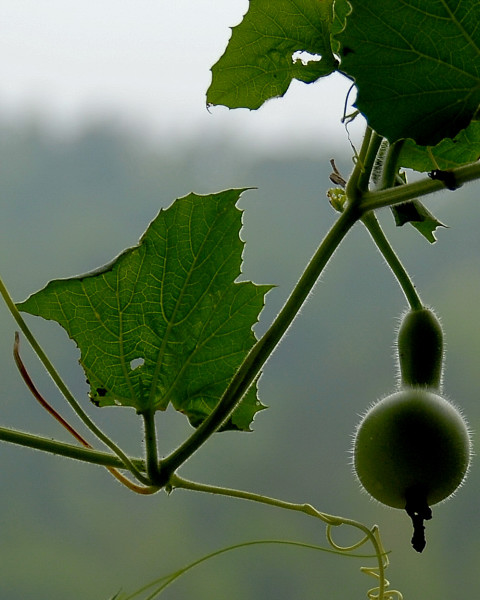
[353,308,472,552]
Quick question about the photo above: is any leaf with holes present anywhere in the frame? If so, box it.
[207,0,338,110]
[17,190,272,431]
[337,0,480,145]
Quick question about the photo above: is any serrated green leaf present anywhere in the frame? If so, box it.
[337,0,480,145]
[391,200,447,243]
[207,0,339,110]
[18,190,273,431]
[398,120,480,172]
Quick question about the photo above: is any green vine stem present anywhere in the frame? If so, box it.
[379,140,405,190]
[169,474,397,600]
[360,161,480,212]
[0,425,145,470]
[0,276,150,485]
[356,131,384,193]
[158,201,361,482]
[345,125,373,201]
[170,473,342,525]
[345,126,380,201]
[361,211,423,311]
[141,408,161,484]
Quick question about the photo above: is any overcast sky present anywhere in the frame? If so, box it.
[1,1,361,152]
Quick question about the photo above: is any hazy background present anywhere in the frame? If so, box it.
[1,3,480,599]
[1,0,358,153]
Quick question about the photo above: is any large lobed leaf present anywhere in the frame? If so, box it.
[337,0,480,145]
[18,190,272,431]
[207,0,338,110]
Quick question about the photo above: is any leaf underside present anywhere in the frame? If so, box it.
[18,190,273,431]
[207,0,338,110]
[338,0,480,145]
[391,200,447,243]
[398,120,480,172]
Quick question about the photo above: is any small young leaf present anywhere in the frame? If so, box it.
[18,190,273,431]
[207,0,338,110]
[337,0,480,145]
[398,121,480,172]
[391,200,447,244]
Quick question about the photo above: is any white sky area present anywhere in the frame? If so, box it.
[0,1,363,154]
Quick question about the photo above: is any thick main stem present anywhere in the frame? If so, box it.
[159,203,361,481]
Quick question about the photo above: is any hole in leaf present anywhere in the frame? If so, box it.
[292,51,322,66]
[130,357,145,370]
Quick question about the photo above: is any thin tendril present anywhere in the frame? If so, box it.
[326,524,402,600]
[136,475,402,600]
[115,539,377,600]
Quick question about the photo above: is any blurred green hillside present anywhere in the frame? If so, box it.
[0,119,479,599]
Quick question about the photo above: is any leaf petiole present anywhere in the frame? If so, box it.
[361,211,422,311]
[141,408,162,485]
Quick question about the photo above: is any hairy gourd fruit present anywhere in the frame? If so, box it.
[353,389,471,551]
[353,307,471,551]
[354,389,470,508]
[397,308,443,389]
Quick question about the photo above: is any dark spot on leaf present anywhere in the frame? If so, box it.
[341,46,354,57]
[90,396,101,407]
[96,387,107,397]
